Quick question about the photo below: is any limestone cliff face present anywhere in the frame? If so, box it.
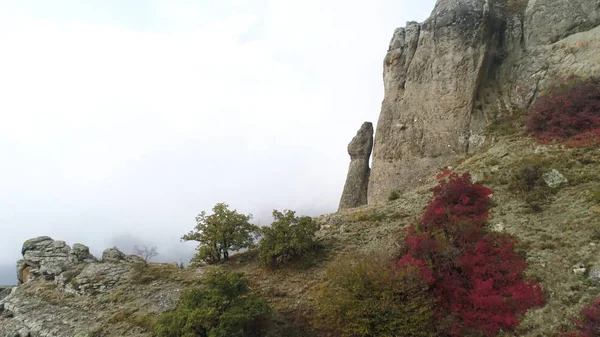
[368,0,600,203]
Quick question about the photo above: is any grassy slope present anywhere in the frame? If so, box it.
[4,133,596,337]
[227,131,600,337]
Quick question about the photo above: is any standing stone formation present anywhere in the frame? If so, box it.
[367,0,600,204]
[339,122,374,210]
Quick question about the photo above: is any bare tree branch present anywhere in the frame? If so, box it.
[133,245,159,263]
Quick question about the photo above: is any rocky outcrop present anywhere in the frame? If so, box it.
[101,247,126,262]
[1,237,197,337]
[367,0,600,203]
[17,237,97,284]
[339,122,374,210]
[0,287,11,303]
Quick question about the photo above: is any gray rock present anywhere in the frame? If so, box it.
[101,248,125,262]
[66,263,129,295]
[525,0,600,46]
[20,236,53,256]
[124,254,146,264]
[339,122,374,210]
[18,237,73,284]
[70,244,97,263]
[491,222,505,232]
[543,169,568,188]
[589,268,600,285]
[573,263,587,275]
[0,287,12,302]
[367,0,600,203]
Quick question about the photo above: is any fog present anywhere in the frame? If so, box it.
[0,0,435,284]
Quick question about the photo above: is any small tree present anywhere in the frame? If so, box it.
[155,268,270,337]
[182,203,258,264]
[257,210,320,268]
[132,245,159,263]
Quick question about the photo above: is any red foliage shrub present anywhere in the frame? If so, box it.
[398,254,435,285]
[525,76,600,147]
[561,297,600,337]
[399,171,545,336]
[421,171,493,230]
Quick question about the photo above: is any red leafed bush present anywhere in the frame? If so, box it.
[525,76,600,147]
[561,297,600,337]
[399,171,545,336]
[421,171,493,230]
[398,254,435,285]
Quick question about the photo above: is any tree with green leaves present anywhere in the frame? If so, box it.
[155,267,270,337]
[182,203,258,264]
[257,210,320,268]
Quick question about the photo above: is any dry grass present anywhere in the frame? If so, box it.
[130,262,201,285]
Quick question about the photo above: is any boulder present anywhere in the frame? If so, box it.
[102,248,126,262]
[70,243,97,263]
[18,237,72,284]
[16,237,100,285]
[543,169,568,188]
[339,122,374,210]
[589,267,600,285]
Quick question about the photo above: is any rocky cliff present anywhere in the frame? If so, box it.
[367,0,600,203]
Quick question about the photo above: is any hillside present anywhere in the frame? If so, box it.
[1,131,598,336]
[2,0,600,335]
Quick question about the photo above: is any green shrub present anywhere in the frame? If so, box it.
[591,186,600,204]
[314,252,435,337]
[154,268,270,337]
[388,190,401,201]
[508,157,556,211]
[257,210,320,268]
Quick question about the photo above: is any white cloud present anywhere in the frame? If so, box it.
[0,0,435,278]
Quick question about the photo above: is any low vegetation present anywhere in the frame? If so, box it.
[314,251,435,337]
[561,297,600,337]
[257,210,320,268]
[525,76,600,147]
[154,268,270,337]
[508,156,555,211]
[399,171,544,336]
[130,262,179,284]
[313,171,545,336]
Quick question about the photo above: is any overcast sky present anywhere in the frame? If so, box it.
[0,0,435,284]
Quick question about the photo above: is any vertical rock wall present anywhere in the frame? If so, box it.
[367,0,600,204]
